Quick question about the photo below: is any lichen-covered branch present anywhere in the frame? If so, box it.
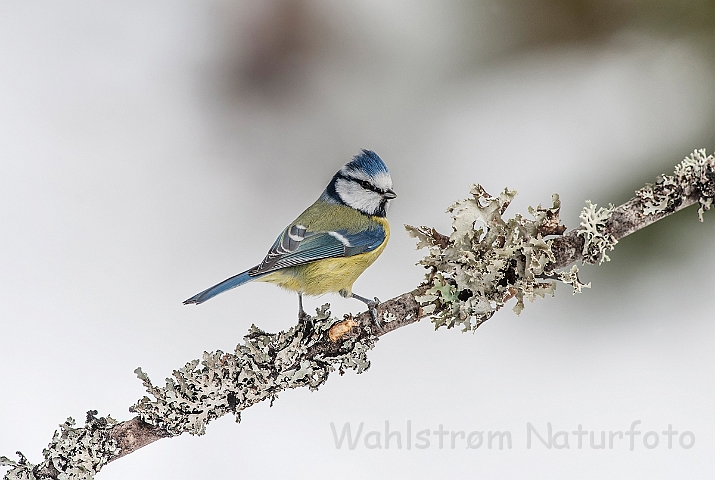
[1,307,379,480]
[3,149,713,480]
[130,306,375,437]
[407,149,714,332]
[550,148,714,270]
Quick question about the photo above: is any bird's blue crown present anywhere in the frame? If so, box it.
[343,149,389,176]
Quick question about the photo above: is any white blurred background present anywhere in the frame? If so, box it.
[1,1,715,478]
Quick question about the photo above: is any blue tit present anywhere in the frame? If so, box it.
[183,149,396,326]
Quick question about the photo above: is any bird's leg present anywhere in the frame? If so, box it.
[297,292,311,325]
[349,292,383,332]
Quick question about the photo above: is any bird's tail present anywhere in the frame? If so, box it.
[183,269,258,305]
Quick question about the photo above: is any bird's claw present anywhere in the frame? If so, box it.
[298,309,313,327]
[367,297,383,332]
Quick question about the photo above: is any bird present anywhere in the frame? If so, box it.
[183,149,396,327]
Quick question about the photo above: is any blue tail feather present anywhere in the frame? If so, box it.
[183,269,258,305]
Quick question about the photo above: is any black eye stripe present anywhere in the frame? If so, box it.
[339,174,385,194]
[352,177,381,193]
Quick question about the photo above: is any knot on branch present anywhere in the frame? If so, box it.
[129,305,377,437]
[406,185,585,332]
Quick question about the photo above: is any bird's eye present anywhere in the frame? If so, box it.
[358,180,373,190]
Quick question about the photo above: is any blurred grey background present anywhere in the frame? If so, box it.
[1,1,714,479]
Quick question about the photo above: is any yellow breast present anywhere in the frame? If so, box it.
[260,217,390,296]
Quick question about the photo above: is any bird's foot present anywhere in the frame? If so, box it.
[351,293,384,333]
[297,292,313,329]
[367,297,383,333]
[298,309,312,324]
[298,310,315,337]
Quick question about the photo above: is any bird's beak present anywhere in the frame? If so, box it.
[383,189,397,199]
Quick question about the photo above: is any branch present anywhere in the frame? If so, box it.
[3,149,713,480]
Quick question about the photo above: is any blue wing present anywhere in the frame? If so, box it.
[184,223,385,305]
[249,223,385,276]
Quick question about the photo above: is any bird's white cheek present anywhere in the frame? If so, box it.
[336,180,383,215]
[349,191,382,215]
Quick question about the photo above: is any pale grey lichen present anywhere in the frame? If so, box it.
[643,148,715,221]
[636,149,715,221]
[674,149,715,221]
[2,308,374,480]
[130,305,375,436]
[577,149,714,265]
[406,185,583,332]
[1,453,34,480]
[381,311,397,325]
[557,265,591,293]
[1,411,120,480]
[578,200,617,265]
